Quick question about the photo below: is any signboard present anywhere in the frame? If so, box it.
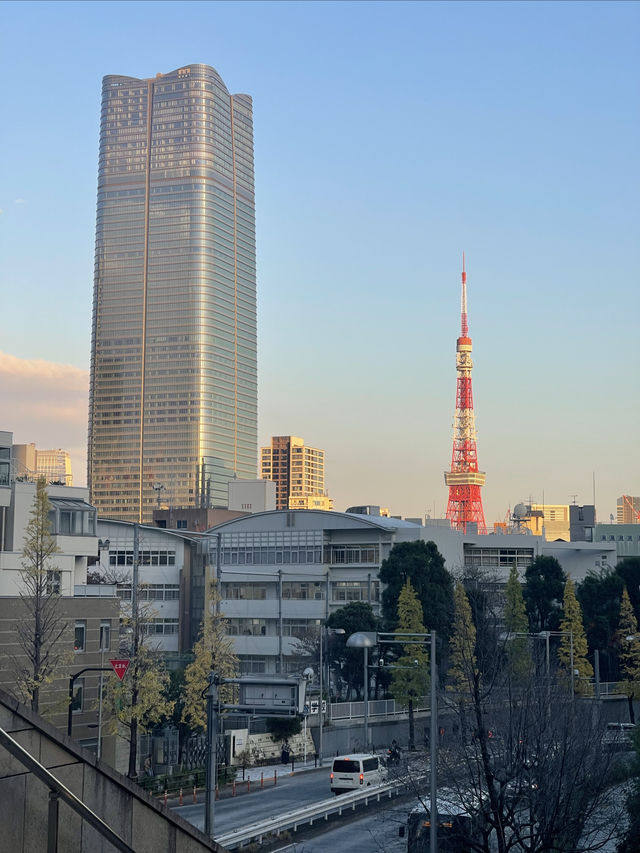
[309,699,327,715]
[110,659,130,681]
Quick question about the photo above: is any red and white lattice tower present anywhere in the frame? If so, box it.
[444,255,487,532]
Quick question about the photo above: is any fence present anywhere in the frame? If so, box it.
[329,696,430,721]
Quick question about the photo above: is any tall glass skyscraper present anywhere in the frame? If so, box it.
[88,65,257,523]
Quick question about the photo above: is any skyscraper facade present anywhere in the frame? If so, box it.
[88,65,257,523]
[260,436,333,511]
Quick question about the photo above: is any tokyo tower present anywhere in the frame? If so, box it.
[444,256,487,532]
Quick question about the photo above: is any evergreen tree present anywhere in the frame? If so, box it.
[389,579,429,750]
[380,540,453,640]
[617,587,640,724]
[8,477,70,712]
[326,602,380,699]
[558,578,593,695]
[182,582,238,730]
[504,562,531,681]
[447,582,478,697]
[523,555,566,632]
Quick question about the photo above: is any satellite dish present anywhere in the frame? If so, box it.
[513,503,528,519]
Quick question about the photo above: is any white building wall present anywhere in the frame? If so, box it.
[96,520,188,654]
[228,479,276,513]
[0,481,97,596]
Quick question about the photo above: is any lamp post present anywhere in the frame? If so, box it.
[378,630,438,853]
[538,630,575,700]
[346,632,376,752]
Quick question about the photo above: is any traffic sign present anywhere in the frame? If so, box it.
[110,659,130,681]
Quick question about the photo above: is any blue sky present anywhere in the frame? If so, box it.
[0,0,638,523]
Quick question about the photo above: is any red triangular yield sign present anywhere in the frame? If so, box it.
[110,659,130,681]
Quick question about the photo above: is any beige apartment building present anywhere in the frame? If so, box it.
[13,442,73,486]
[260,436,333,511]
[520,503,570,541]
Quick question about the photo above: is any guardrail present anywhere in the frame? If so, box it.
[215,776,415,849]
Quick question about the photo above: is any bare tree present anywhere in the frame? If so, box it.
[431,582,627,853]
[8,477,70,713]
[97,527,174,778]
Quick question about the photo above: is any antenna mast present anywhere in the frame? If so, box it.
[444,255,487,532]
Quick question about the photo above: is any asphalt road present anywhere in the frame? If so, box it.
[272,800,409,853]
[173,766,332,836]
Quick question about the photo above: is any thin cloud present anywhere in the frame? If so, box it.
[0,351,88,390]
[14,198,26,205]
[1,351,89,485]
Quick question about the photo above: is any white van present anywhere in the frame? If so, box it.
[330,753,387,794]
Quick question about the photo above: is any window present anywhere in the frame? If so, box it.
[74,622,86,652]
[46,570,61,595]
[177,520,188,529]
[227,618,268,636]
[221,583,267,600]
[332,581,380,603]
[71,678,84,713]
[99,621,111,651]
[240,656,266,674]
[282,581,325,600]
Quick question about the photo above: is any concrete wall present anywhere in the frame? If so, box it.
[0,688,225,853]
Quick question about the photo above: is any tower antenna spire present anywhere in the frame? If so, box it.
[444,256,486,532]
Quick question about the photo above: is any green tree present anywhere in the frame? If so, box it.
[326,602,379,699]
[379,540,453,641]
[8,477,70,713]
[523,555,566,632]
[617,587,640,724]
[504,562,531,681]
[617,557,640,625]
[558,578,593,695]
[182,582,238,730]
[447,582,478,697]
[577,569,624,681]
[389,579,429,750]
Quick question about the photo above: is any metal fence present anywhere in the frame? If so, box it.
[329,696,430,720]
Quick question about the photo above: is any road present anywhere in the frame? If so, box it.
[173,767,332,836]
[272,801,409,853]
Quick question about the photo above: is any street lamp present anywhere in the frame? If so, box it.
[346,632,376,752]
[538,630,575,700]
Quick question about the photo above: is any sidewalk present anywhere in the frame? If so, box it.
[164,758,326,807]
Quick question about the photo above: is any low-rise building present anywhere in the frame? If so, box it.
[202,509,617,677]
[95,519,211,655]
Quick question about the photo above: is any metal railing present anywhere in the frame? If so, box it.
[215,776,413,849]
[329,696,430,720]
[0,726,134,853]
[74,584,117,597]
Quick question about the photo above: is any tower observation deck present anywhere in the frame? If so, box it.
[444,256,487,532]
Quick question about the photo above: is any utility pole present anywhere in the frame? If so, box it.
[127,523,140,779]
[205,672,219,840]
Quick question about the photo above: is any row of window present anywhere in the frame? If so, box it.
[116,584,180,601]
[220,581,379,602]
[109,550,177,566]
[226,618,321,638]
